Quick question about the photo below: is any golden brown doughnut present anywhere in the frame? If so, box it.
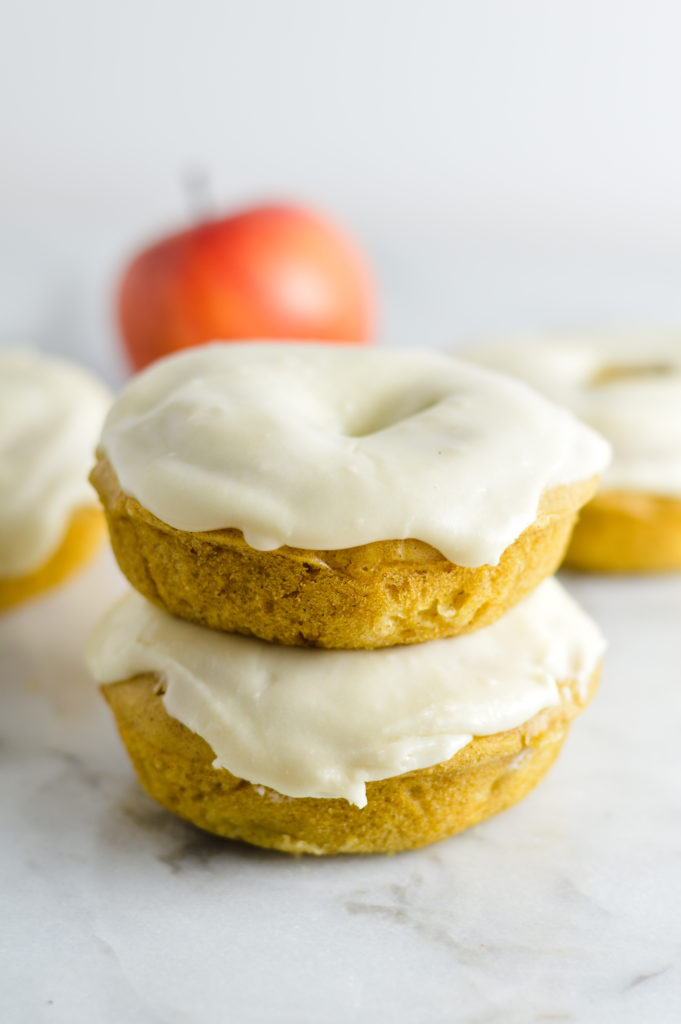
[101,665,599,855]
[0,507,105,612]
[565,490,681,572]
[91,453,598,648]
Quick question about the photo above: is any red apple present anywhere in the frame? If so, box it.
[118,203,375,371]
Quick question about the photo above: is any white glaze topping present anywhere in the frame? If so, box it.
[86,578,604,807]
[0,350,111,577]
[99,343,609,567]
[469,335,681,497]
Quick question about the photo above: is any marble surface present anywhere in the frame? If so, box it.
[2,550,681,1024]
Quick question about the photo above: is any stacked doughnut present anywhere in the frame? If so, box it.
[0,351,110,610]
[86,343,610,854]
[470,336,681,571]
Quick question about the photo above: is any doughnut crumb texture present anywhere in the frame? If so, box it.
[92,455,597,647]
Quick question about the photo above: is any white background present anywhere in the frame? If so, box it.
[2,1,681,380]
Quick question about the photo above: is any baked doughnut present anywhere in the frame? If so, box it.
[565,491,681,571]
[0,351,111,610]
[92,343,609,646]
[469,336,681,571]
[86,578,604,854]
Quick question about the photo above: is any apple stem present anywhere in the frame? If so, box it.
[182,166,216,222]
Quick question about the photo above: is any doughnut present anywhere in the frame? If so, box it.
[86,578,604,855]
[92,343,609,647]
[469,336,681,572]
[0,351,111,610]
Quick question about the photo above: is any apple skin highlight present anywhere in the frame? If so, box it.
[118,204,375,371]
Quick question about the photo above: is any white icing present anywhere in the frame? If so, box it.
[85,578,604,807]
[469,335,681,497]
[99,342,609,568]
[0,351,111,577]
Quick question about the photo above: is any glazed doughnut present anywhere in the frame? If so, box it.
[0,351,111,610]
[92,343,609,646]
[87,578,604,854]
[469,336,681,571]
